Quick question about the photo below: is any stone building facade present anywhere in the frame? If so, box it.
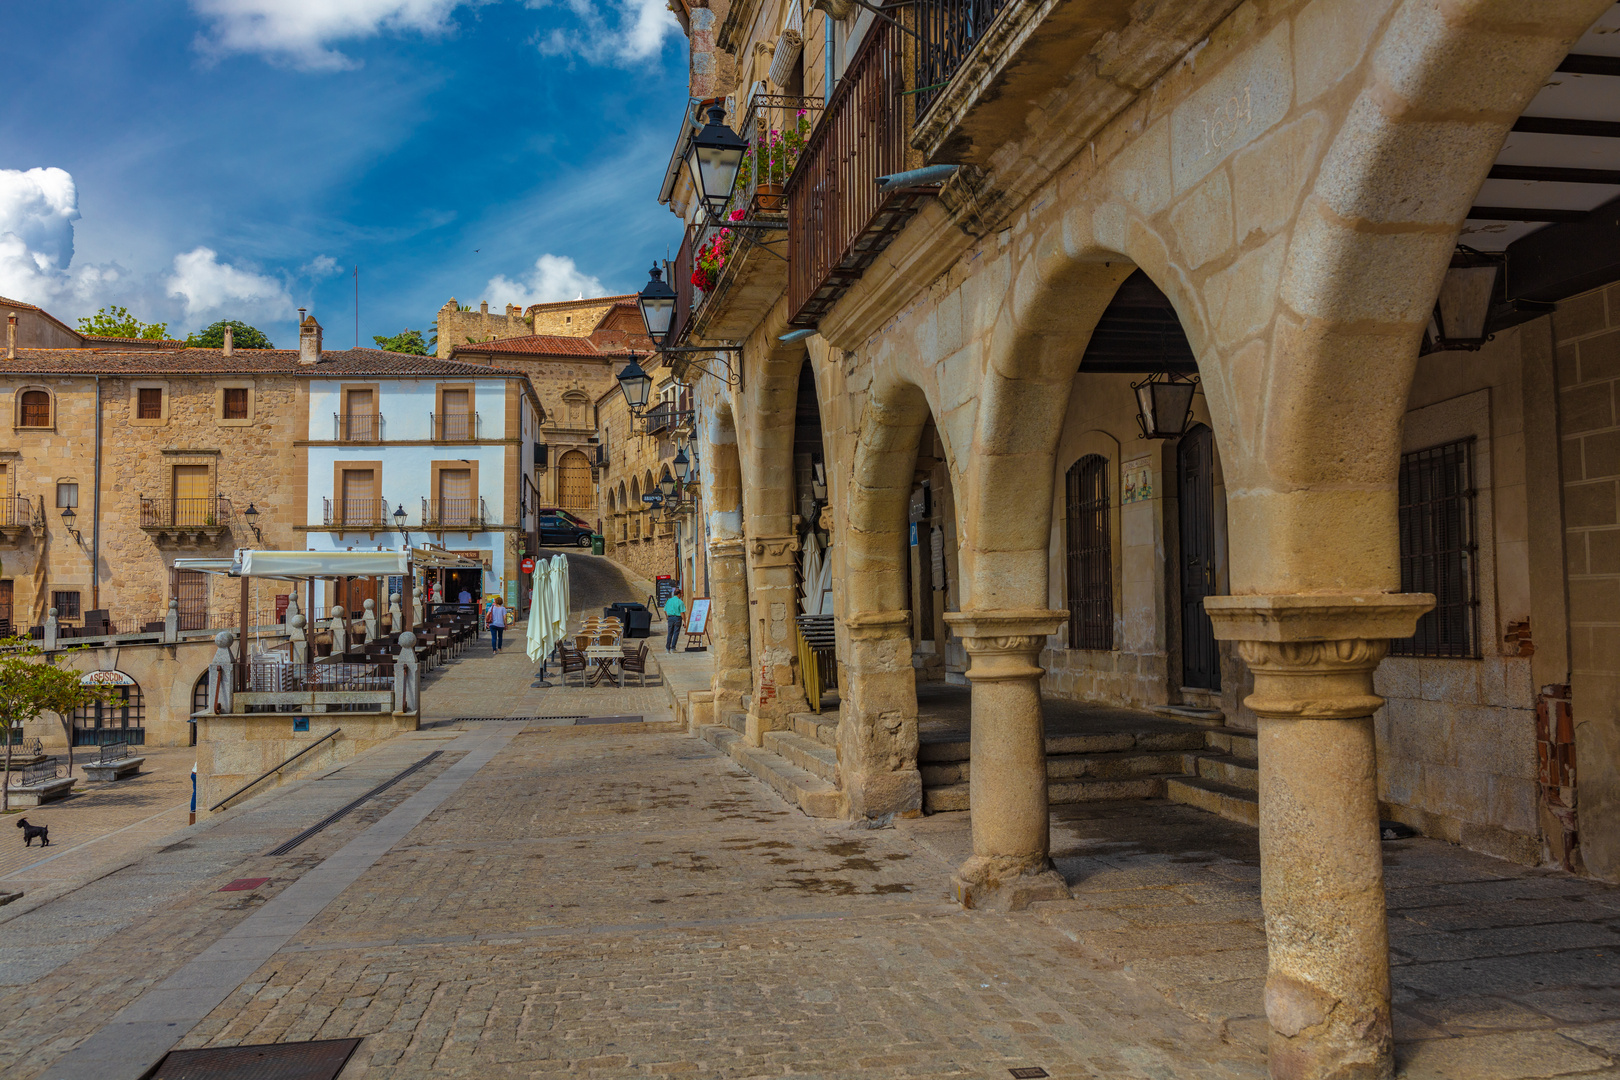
[434,293,637,358]
[595,374,694,588]
[649,1,1620,1076]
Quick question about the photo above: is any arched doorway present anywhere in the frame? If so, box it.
[73,671,145,746]
[556,449,593,516]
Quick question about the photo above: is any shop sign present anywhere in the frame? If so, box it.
[80,670,136,686]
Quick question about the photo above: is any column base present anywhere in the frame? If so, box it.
[950,854,1069,912]
[1267,972,1393,1080]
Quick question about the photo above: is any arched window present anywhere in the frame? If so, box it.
[19,390,51,427]
[72,674,146,746]
[1064,454,1113,650]
[556,449,593,513]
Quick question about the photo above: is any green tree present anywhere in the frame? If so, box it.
[77,306,170,340]
[0,639,109,811]
[184,320,274,349]
[373,329,430,355]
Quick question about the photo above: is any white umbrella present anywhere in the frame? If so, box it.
[526,558,553,663]
[549,554,571,645]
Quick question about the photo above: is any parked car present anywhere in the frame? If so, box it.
[539,513,594,547]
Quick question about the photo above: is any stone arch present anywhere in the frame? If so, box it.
[702,395,752,709]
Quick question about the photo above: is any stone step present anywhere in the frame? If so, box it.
[700,725,847,818]
[923,775,1169,814]
[1151,704,1227,726]
[918,727,1205,764]
[921,749,1192,788]
[1194,753,1258,791]
[721,710,748,735]
[789,711,840,748]
[1204,728,1258,760]
[763,729,840,785]
[1166,775,1260,827]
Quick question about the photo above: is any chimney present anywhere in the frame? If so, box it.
[222,324,234,357]
[5,312,15,360]
[299,309,322,365]
[480,301,489,314]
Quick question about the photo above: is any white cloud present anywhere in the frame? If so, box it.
[533,0,679,65]
[190,0,475,70]
[0,167,82,304]
[302,254,343,277]
[166,247,296,322]
[485,253,607,307]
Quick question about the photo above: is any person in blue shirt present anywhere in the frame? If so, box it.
[663,592,685,653]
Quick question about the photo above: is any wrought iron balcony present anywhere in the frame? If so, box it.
[787,22,935,328]
[0,494,40,541]
[913,0,1013,116]
[334,412,384,441]
[139,496,234,541]
[422,496,492,531]
[432,412,480,441]
[323,497,392,529]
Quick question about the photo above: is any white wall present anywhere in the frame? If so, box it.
[307,378,511,441]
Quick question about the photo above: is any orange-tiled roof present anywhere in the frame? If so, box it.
[452,335,604,358]
[80,334,187,348]
[0,295,45,313]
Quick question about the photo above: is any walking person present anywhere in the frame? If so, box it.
[487,596,507,653]
[663,591,685,653]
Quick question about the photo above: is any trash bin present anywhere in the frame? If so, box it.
[591,534,604,555]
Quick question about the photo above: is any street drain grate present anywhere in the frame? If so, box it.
[266,751,442,856]
[1008,1069,1050,1079]
[574,714,645,725]
[148,1037,360,1079]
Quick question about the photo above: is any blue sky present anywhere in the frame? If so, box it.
[0,0,688,347]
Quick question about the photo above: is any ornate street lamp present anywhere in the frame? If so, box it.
[1423,247,1501,353]
[60,504,80,540]
[1131,372,1200,439]
[658,472,678,500]
[687,103,748,222]
[243,502,264,543]
[616,355,653,413]
[638,262,676,345]
[673,447,690,483]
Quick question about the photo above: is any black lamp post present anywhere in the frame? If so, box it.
[616,355,653,413]
[393,503,409,546]
[243,502,263,543]
[1131,372,1200,439]
[687,103,748,221]
[638,262,676,345]
[673,447,690,484]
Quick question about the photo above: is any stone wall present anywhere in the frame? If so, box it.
[0,374,304,634]
[528,297,630,337]
[435,300,531,358]
[597,383,681,586]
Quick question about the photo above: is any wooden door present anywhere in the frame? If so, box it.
[172,465,211,526]
[439,468,472,525]
[0,578,12,636]
[557,450,593,513]
[345,388,375,440]
[341,469,375,524]
[1178,425,1220,691]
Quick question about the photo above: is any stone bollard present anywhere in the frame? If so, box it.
[208,630,235,714]
[330,605,347,657]
[362,598,378,644]
[289,614,308,665]
[43,607,58,651]
[395,631,420,713]
[164,599,179,643]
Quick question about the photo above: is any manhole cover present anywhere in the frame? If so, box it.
[151,1037,360,1079]
[218,877,270,892]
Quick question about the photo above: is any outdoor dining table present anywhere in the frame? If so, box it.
[585,644,622,687]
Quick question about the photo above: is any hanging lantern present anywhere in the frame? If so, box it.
[673,447,690,482]
[686,103,748,221]
[616,355,653,412]
[1131,372,1199,439]
[637,262,676,345]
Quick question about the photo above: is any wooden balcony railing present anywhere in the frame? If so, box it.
[140,496,233,529]
[335,412,383,441]
[323,497,391,528]
[668,227,697,348]
[787,21,934,328]
[913,0,1014,115]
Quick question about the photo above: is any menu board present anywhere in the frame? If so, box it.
[686,598,711,636]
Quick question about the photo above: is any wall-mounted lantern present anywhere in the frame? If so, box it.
[242,502,264,543]
[687,103,747,222]
[616,355,653,413]
[1131,372,1199,439]
[637,263,676,345]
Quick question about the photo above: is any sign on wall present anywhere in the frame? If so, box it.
[1122,457,1154,505]
[79,670,136,686]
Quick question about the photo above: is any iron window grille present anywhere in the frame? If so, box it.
[1392,438,1479,658]
[137,388,163,419]
[1065,454,1113,650]
[223,387,249,419]
[52,590,82,619]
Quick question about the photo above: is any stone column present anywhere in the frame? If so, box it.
[745,532,808,744]
[944,608,1069,911]
[1206,593,1431,1080]
[707,537,753,714]
[839,611,921,818]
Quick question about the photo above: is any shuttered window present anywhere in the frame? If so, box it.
[223,387,249,419]
[1064,454,1113,650]
[1393,439,1478,658]
[137,388,163,419]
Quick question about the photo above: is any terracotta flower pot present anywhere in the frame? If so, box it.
[756,183,785,212]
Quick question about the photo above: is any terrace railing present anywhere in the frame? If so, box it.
[912,0,1014,115]
[335,413,384,441]
[140,495,233,529]
[423,497,490,530]
[323,497,391,528]
[432,412,480,441]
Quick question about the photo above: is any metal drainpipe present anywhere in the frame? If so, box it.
[825,12,835,103]
[92,374,102,611]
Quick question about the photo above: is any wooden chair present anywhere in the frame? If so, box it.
[619,641,650,687]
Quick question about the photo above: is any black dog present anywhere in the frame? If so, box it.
[16,818,48,847]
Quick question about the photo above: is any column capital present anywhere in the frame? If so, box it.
[748,534,801,569]
[1206,593,1433,720]
[944,609,1066,682]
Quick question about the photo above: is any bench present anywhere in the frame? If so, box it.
[5,761,76,806]
[81,742,145,782]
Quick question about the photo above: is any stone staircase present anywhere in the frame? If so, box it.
[699,711,848,818]
[699,707,1258,827]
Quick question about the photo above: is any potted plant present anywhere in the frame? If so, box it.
[692,226,735,293]
[737,109,813,214]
